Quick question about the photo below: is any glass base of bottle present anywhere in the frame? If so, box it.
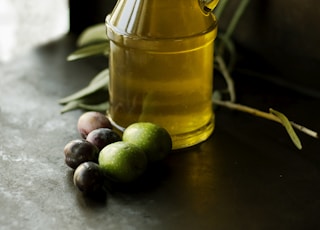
[170,118,214,150]
[107,115,214,150]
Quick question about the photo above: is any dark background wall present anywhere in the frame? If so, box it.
[218,0,320,96]
[69,0,117,34]
[69,0,320,97]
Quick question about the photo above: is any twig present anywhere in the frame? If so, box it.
[212,99,319,139]
[290,121,319,139]
[214,0,230,19]
[224,0,250,39]
[215,55,236,102]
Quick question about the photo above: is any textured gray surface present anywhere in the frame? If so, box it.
[0,35,319,230]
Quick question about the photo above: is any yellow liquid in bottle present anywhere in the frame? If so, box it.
[107,0,217,149]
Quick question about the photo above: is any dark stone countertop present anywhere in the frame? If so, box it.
[0,35,319,230]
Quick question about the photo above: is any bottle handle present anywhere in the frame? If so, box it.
[199,0,219,14]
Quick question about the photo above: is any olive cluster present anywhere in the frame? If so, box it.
[63,111,173,198]
[64,111,121,195]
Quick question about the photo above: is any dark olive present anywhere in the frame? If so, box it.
[64,139,99,169]
[73,162,105,194]
[86,128,121,150]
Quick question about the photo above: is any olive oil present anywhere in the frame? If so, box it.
[106,0,218,149]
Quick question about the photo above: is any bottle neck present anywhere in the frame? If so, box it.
[107,0,217,39]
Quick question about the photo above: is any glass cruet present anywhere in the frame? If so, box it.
[106,0,219,149]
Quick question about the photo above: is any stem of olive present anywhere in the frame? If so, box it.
[215,55,236,102]
[212,99,319,139]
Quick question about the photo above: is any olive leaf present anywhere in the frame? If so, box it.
[88,68,110,86]
[60,100,83,113]
[76,23,109,47]
[60,89,109,113]
[61,100,109,114]
[67,43,110,61]
[77,101,110,112]
[270,108,302,150]
[59,69,109,104]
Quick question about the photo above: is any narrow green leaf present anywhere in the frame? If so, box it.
[60,100,82,114]
[59,69,109,104]
[78,101,110,112]
[67,43,109,61]
[77,23,109,47]
[60,89,109,113]
[89,68,109,86]
[270,108,302,150]
[61,100,109,114]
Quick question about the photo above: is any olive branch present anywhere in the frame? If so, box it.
[59,0,318,149]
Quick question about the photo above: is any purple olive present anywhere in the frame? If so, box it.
[64,139,99,169]
[86,128,121,150]
[73,162,105,194]
[77,111,112,138]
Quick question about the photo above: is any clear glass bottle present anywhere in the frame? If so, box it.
[106,0,219,149]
